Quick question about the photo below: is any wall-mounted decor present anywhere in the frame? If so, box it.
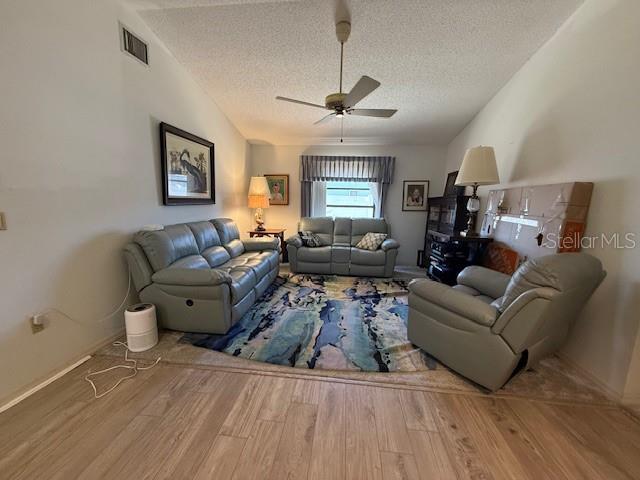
[160,122,215,205]
[444,170,465,197]
[264,174,289,205]
[481,182,594,259]
[402,180,429,211]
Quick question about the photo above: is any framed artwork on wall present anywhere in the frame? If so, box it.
[264,174,289,205]
[402,180,429,211]
[444,170,464,197]
[160,122,215,205]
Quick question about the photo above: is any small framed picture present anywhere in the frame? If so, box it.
[444,171,464,197]
[264,174,289,205]
[160,122,215,205]
[402,180,429,211]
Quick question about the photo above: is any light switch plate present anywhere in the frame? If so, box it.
[0,212,6,230]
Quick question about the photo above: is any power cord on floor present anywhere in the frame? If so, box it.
[84,341,161,399]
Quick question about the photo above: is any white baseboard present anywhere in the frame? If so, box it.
[0,328,125,414]
[0,355,92,414]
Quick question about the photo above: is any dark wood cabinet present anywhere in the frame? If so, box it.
[423,194,492,285]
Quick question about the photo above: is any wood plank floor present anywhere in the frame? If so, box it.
[1,357,640,479]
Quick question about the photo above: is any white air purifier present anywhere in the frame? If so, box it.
[125,303,158,352]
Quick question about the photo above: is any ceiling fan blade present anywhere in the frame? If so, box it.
[350,108,397,118]
[275,96,327,109]
[314,113,336,125]
[343,76,380,108]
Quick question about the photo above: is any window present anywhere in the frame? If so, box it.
[325,181,375,218]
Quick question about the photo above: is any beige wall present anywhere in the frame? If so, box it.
[249,144,447,266]
[445,0,640,398]
[0,0,250,404]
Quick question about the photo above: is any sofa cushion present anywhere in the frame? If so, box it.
[228,267,257,304]
[331,245,351,264]
[355,232,387,251]
[211,218,245,258]
[211,218,240,244]
[298,246,332,263]
[351,247,386,266]
[254,250,280,271]
[496,253,605,312]
[134,224,200,271]
[201,246,231,268]
[187,221,222,251]
[169,254,210,270]
[225,239,245,258]
[299,217,333,246]
[351,218,388,246]
[333,218,352,245]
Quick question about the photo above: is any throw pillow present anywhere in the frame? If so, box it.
[299,231,323,248]
[356,232,387,251]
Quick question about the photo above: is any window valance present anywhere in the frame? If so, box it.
[300,156,395,184]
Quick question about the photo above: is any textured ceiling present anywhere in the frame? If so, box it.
[130,0,583,145]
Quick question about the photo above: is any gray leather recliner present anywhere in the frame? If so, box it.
[407,253,606,391]
[124,218,279,334]
[286,217,399,277]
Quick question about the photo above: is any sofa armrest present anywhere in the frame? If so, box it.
[243,237,279,252]
[457,266,511,300]
[285,234,303,248]
[381,238,400,251]
[408,278,498,327]
[151,268,232,286]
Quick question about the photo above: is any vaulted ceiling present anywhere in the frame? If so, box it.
[128,0,583,145]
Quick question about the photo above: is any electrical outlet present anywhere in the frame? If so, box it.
[31,314,45,334]
[0,212,6,230]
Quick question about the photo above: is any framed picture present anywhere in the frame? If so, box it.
[444,171,464,196]
[402,180,429,211]
[264,174,289,205]
[160,122,215,205]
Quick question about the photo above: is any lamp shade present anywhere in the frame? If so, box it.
[248,194,270,208]
[455,146,500,186]
[248,176,271,196]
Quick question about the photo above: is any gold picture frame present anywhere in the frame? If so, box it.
[264,174,289,205]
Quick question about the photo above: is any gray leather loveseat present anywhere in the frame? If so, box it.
[286,217,399,277]
[407,253,605,391]
[124,218,279,334]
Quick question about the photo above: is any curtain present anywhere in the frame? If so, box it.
[300,155,395,218]
[301,181,312,217]
[300,156,395,183]
[311,181,327,217]
[369,182,382,218]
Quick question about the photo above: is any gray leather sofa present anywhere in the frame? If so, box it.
[407,253,605,391]
[286,217,399,277]
[124,218,279,334]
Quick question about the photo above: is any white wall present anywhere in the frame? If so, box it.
[249,144,447,266]
[0,0,250,404]
[445,0,640,399]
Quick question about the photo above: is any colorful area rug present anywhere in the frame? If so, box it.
[182,275,435,372]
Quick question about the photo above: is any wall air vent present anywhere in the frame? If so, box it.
[120,23,148,65]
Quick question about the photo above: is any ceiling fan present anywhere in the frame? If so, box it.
[275,21,397,132]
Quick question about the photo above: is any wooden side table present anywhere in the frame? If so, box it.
[248,228,288,263]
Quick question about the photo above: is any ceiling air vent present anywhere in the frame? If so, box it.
[120,23,148,65]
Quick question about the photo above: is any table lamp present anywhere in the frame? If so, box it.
[455,146,500,237]
[248,176,270,231]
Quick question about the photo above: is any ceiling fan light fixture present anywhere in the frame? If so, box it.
[335,112,344,118]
